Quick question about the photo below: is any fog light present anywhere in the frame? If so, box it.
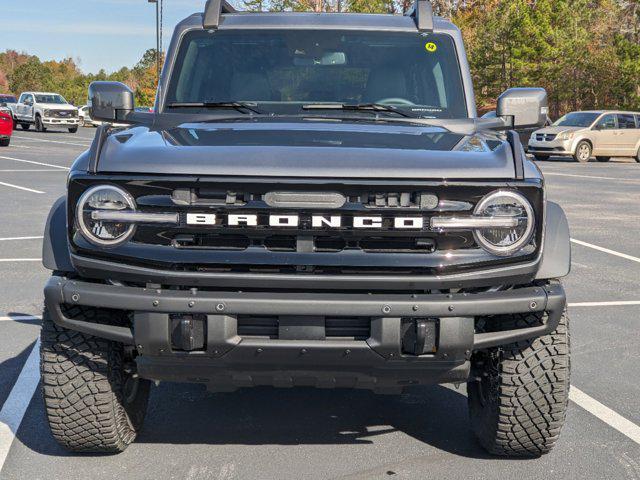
[401,318,438,356]
[170,314,206,352]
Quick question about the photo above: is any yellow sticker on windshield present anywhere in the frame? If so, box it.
[425,42,438,53]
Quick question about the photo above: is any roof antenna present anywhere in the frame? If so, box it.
[406,0,434,32]
[203,0,237,30]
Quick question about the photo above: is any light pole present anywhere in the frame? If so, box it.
[148,0,161,81]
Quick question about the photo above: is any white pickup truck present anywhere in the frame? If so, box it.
[14,92,79,133]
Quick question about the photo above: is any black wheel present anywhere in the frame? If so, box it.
[13,118,18,129]
[20,123,30,130]
[468,307,570,457]
[533,155,549,161]
[0,138,9,147]
[41,306,150,453]
[596,157,610,162]
[573,141,591,163]
[35,115,47,132]
[68,127,78,133]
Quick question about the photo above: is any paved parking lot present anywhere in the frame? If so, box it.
[0,128,639,479]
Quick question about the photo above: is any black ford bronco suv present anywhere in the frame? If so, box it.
[41,0,571,457]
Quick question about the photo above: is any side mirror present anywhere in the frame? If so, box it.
[497,88,548,129]
[88,81,134,123]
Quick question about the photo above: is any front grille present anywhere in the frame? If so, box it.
[69,176,544,276]
[237,315,371,340]
[52,110,77,118]
[535,133,556,142]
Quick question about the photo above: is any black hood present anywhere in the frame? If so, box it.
[97,119,514,179]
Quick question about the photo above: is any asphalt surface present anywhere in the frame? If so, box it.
[1,127,639,479]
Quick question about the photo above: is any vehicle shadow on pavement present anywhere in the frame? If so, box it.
[17,382,496,459]
[134,382,494,459]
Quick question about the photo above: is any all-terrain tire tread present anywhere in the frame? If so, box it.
[40,306,147,453]
[469,310,570,457]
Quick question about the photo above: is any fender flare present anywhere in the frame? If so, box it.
[42,196,74,273]
[536,201,571,280]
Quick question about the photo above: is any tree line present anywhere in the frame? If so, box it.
[1,0,638,116]
[0,48,160,107]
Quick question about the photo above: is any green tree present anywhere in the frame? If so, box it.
[8,57,47,93]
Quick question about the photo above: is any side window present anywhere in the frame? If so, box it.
[617,114,636,129]
[18,94,26,104]
[596,114,616,129]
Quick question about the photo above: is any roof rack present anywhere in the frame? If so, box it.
[406,0,434,32]
[203,0,237,30]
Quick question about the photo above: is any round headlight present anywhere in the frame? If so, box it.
[76,185,136,247]
[473,190,535,256]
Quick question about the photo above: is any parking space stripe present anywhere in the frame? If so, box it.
[0,258,42,262]
[0,155,70,171]
[10,135,91,147]
[0,236,43,242]
[0,315,41,322]
[0,182,44,194]
[0,340,40,471]
[0,169,67,173]
[570,387,640,446]
[544,172,640,183]
[569,301,640,307]
[571,239,640,264]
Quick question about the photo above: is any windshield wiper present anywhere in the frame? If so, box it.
[166,101,263,115]
[302,103,418,118]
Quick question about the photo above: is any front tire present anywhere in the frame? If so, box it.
[468,309,570,457]
[20,123,30,130]
[35,115,47,132]
[40,306,150,453]
[573,141,592,163]
[68,127,78,133]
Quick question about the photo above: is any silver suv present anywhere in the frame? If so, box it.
[528,110,640,163]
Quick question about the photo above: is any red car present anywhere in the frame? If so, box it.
[0,108,12,146]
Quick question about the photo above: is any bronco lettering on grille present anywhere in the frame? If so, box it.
[185,214,426,230]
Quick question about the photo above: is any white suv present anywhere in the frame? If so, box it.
[14,92,79,133]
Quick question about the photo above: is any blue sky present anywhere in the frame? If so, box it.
[0,0,241,73]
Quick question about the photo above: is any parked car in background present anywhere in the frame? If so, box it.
[78,105,102,127]
[529,110,640,163]
[0,108,13,146]
[0,94,18,127]
[13,92,79,133]
[482,110,551,151]
[135,106,153,112]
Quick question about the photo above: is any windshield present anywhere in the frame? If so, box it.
[553,112,599,128]
[0,95,17,103]
[35,94,68,104]
[166,30,467,119]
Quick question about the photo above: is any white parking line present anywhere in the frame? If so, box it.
[544,172,640,183]
[11,135,92,148]
[0,155,70,171]
[0,258,42,263]
[0,315,41,322]
[0,340,40,470]
[0,236,43,242]
[0,169,67,173]
[0,182,44,194]
[570,387,640,445]
[571,239,640,264]
[569,301,640,307]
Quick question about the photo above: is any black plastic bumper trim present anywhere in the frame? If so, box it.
[44,276,566,351]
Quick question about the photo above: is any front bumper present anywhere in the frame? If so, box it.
[44,276,566,391]
[43,117,78,126]
[528,138,574,156]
